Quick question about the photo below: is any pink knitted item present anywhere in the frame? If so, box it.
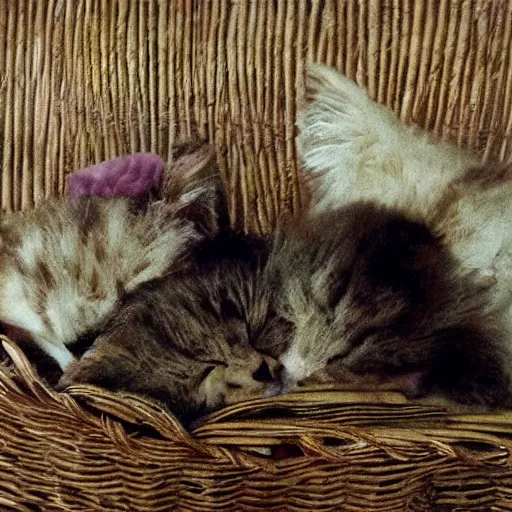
[66,153,164,198]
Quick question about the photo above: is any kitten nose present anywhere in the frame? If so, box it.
[252,361,273,382]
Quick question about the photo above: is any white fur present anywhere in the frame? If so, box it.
[280,348,310,384]
[435,176,512,325]
[297,63,479,218]
[0,197,200,370]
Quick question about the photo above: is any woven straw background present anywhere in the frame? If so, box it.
[1,0,512,232]
[2,1,512,510]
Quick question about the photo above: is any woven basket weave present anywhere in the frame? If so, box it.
[2,1,512,510]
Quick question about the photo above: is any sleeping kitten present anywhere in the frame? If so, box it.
[0,141,222,370]
[57,230,285,424]
[295,63,512,398]
[53,68,512,417]
[273,202,512,409]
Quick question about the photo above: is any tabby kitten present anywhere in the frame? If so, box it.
[0,141,222,370]
[57,230,284,424]
[272,202,512,409]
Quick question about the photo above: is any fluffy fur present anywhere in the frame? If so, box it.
[432,162,512,325]
[17,66,512,420]
[57,231,283,424]
[296,63,479,218]
[273,204,512,409]
[0,141,222,370]
[297,63,512,369]
[59,198,512,419]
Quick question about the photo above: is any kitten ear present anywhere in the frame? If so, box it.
[163,139,218,200]
[297,63,378,134]
[163,139,228,237]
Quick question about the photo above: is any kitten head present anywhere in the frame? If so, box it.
[57,320,277,425]
[275,203,508,403]
[0,139,226,370]
[163,138,229,238]
[57,268,280,425]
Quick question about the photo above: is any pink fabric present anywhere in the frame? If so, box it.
[66,153,164,198]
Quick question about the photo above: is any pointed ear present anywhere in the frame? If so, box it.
[296,64,408,214]
[297,64,398,173]
[164,139,229,237]
[297,63,375,134]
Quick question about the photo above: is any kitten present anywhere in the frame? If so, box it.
[297,64,512,283]
[57,230,284,424]
[271,202,512,409]
[0,141,222,370]
[295,63,512,397]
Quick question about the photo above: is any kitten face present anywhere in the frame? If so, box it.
[274,204,409,383]
[275,203,508,403]
[58,318,276,424]
[58,246,281,424]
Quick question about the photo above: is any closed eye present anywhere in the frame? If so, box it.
[326,328,379,364]
[329,270,351,309]
[199,365,216,382]
[220,296,244,320]
[226,382,242,390]
[348,327,378,347]
[202,359,227,367]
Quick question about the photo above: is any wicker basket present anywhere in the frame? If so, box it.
[1,1,512,510]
